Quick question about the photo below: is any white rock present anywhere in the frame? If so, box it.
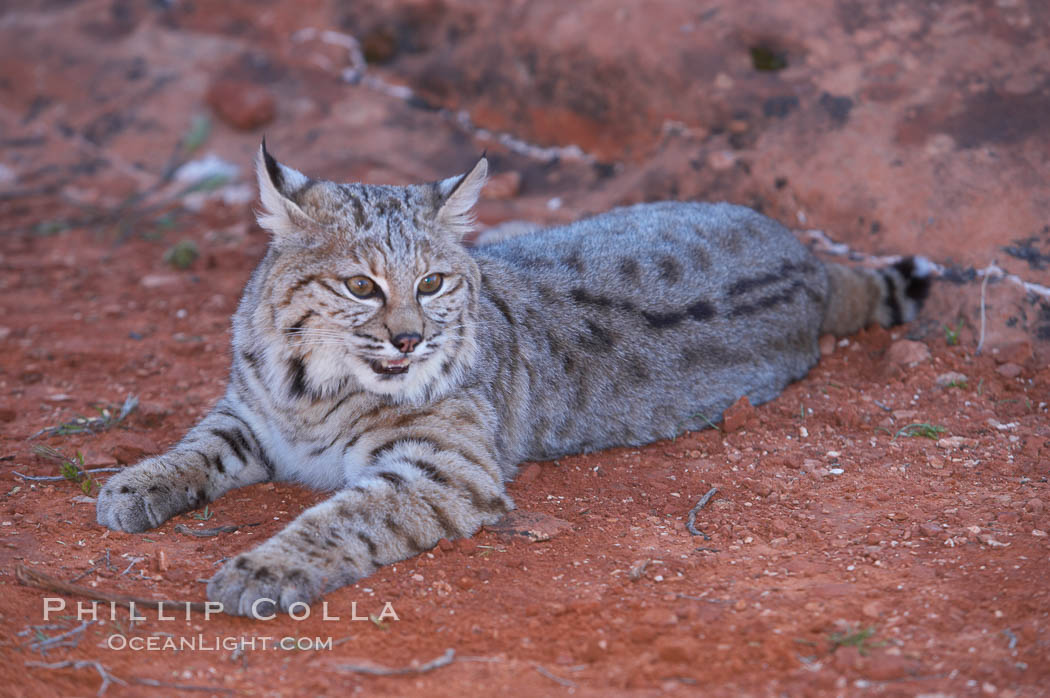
[174,153,239,183]
[935,371,968,387]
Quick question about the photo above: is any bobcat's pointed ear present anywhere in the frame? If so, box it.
[435,157,488,240]
[255,140,320,242]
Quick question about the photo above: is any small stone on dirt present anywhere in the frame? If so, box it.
[937,436,978,450]
[995,340,1033,365]
[140,274,182,289]
[708,150,736,170]
[819,334,836,356]
[722,395,755,432]
[628,558,650,580]
[746,478,774,497]
[453,538,477,554]
[996,363,1022,378]
[515,463,542,485]
[919,522,942,537]
[485,510,572,542]
[885,339,930,366]
[206,79,276,131]
[935,371,968,387]
[801,459,822,473]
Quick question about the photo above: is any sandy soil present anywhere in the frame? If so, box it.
[1,1,1049,695]
[0,205,1048,697]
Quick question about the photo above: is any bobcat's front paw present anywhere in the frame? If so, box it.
[207,546,323,616]
[96,457,205,533]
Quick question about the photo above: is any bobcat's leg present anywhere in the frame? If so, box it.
[208,422,510,616]
[96,399,275,532]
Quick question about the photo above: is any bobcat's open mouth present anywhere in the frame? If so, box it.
[370,358,410,375]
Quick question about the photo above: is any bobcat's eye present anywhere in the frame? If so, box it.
[346,275,377,298]
[418,273,443,295]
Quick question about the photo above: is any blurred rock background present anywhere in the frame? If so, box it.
[1,0,1047,362]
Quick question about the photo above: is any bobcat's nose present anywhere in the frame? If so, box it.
[391,332,422,354]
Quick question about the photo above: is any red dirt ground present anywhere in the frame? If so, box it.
[2,1,1049,695]
[0,205,1048,697]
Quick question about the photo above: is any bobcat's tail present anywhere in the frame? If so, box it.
[821,257,933,336]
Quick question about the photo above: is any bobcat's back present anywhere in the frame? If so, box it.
[469,201,829,462]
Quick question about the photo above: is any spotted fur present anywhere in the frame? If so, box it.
[96,144,930,615]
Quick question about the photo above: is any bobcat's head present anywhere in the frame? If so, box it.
[247,142,487,404]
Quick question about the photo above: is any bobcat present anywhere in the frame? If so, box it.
[96,144,931,615]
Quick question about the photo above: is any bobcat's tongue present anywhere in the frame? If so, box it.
[371,358,410,375]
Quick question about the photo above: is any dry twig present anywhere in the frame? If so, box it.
[26,660,126,696]
[174,523,246,537]
[336,648,456,676]
[30,395,138,439]
[69,550,114,583]
[129,677,234,694]
[534,664,577,688]
[120,557,146,576]
[16,564,209,613]
[28,620,96,654]
[686,487,718,539]
[14,468,122,482]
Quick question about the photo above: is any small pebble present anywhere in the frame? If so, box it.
[628,559,650,581]
[886,339,930,366]
[919,522,942,537]
[819,334,836,356]
[996,363,1022,379]
[935,371,968,387]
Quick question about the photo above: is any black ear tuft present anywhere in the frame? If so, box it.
[261,137,284,191]
[894,256,932,304]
